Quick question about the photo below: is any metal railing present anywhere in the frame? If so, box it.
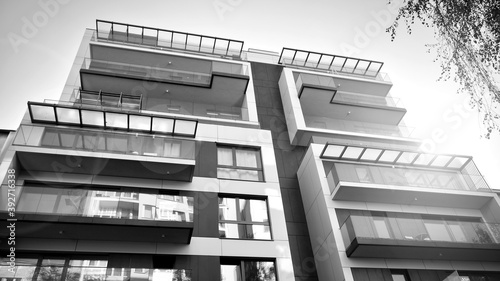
[74,89,143,110]
[279,47,391,82]
[96,19,244,59]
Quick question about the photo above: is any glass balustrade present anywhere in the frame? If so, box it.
[13,125,196,160]
[0,258,191,281]
[340,214,500,248]
[0,185,194,223]
[330,163,488,192]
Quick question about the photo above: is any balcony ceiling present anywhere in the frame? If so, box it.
[300,88,405,125]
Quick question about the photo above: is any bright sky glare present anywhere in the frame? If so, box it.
[0,0,499,190]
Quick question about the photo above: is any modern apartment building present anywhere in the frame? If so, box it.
[1,20,499,281]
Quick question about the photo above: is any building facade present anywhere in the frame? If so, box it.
[1,20,500,281]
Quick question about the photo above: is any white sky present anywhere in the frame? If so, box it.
[0,0,499,189]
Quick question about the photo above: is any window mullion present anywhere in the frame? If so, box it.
[32,258,43,281]
[240,260,246,280]
[61,259,71,281]
[232,147,237,168]
[235,197,241,221]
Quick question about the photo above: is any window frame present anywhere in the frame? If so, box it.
[220,259,277,281]
[218,195,272,241]
[390,269,410,281]
[216,145,264,182]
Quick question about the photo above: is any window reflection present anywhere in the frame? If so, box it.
[221,261,275,281]
[219,197,270,240]
[217,147,263,182]
[0,259,190,281]
[340,211,499,246]
[334,163,471,191]
[37,127,195,160]
[8,185,194,223]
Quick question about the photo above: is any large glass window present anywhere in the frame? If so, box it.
[219,197,271,240]
[217,146,263,181]
[221,260,275,281]
[0,258,191,281]
[6,185,194,223]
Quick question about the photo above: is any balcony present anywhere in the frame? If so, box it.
[323,143,492,208]
[81,54,249,88]
[0,185,194,243]
[80,44,251,121]
[340,214,500,261]
[278,68,416,146]
[13,125,196,181]
[95,19,244,59]
[295,72,405,127]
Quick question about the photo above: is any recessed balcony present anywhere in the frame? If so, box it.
[13,125,196,181]
[0,185,194,243]
[340,214,500,261]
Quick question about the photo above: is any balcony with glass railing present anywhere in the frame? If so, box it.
[0,184,195,243]
[330,163,489,192]
[0,258,192,281]
[340,214,500,261]
[12,125,196,181]
[322,144,493,208]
